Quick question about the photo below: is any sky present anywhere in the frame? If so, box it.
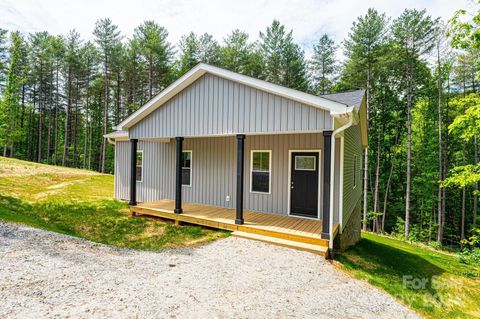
[0,0,473,57]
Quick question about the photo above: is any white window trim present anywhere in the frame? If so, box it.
[182,150,192,187]
[136,150,143,183]
[353,154,357,189]
[250,150,272,194]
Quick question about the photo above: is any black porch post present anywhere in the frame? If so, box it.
[128,139,138,206]
[235,134,246,225]
[322,131,332,239]
[174,137,184,214]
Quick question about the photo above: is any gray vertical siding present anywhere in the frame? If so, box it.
[114,133,325,216]
[129,74,332,139]
[114,141,130,200]
[342,124,363,228]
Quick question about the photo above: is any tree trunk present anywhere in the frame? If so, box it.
[62,66,72,166]
[73,80,79,167]
[37,62,44,163]
[439,76,450,244]
[474,134,478,227]
[405,88,412,239]
[461,187,466,248]
[382,133,400,232]
[149,57,153,99]
[83,63,90,169]
[100,57,109,173]
[54,61,59,165]
[437,41,444,245]
[363,65,371,231]
[373,114,384,216]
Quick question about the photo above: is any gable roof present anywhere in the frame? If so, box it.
[115,63,354,130]
[320,90,365,111]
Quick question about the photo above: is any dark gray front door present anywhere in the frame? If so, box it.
[290,152,319,218]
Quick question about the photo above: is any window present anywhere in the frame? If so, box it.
[353,154,357,188]
[251,150,271,193]
[136,150,143,182]
[295,156,316,171]
[182,151,192,186]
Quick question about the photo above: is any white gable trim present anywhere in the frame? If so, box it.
[115,63,350,130]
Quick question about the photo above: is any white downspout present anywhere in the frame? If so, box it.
[328,114,354,250]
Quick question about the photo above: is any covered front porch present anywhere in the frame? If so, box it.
[131,200,339,256]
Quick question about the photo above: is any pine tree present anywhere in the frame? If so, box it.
[391,9,436,239]
[0,28,8,93]
[50,36,65,165]
[93,18,122,173]
[62,30,82,166]
[134,21,173,99]
[220,29,253,73]
[1,31,26,157]
[258,20,308,91]
[177,32,200,75]
[341,8,389,230]
[310,34,338,94]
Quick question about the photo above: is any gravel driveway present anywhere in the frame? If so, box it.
[0,222,419,319]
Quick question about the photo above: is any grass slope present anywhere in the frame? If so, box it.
[337,232,480,319]
[0,157,227,250]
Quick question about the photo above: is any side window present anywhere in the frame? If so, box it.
[251,150,271,193]
[136,150,143,182]
[182,151,192,186]
[353,154,357,188]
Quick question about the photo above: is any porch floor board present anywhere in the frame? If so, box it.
[131,200,339,252]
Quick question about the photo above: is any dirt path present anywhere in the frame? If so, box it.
[0,222,419,319]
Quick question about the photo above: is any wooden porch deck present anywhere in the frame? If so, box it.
[131,200,338,256]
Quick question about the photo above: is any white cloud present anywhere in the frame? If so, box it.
[0,0,470,57]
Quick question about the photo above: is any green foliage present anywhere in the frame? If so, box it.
[449,3,480,49]
[443,94,480,189]
[219,29,262,77]
[460,248,480,265]
[460,228,480,264]
[0,31,26,151]
[338,232,480,319]
[177,32,220,76]
[309,34,338,94]
[449,94,480,141]
[0,28,8,90]
[339,8,388,89]
[258,20,308,91]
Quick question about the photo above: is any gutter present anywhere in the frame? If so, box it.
[328,110,356,250]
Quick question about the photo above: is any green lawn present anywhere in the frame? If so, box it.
[0,156,228,250]
[337,232,480,319]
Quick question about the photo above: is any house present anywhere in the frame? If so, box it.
[105,63,367,256]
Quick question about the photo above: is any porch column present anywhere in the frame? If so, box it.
[322,131,332,239]
[128,139,138,206]
[235,134,246,225]
[174,137,184,214]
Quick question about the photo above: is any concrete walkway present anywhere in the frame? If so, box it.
[0,222,419,319]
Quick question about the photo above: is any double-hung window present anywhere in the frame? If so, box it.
[182,151,192,186]
[136,150,143,182]
[251,150,271,193]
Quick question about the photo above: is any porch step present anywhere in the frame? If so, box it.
[232,231,329,257]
